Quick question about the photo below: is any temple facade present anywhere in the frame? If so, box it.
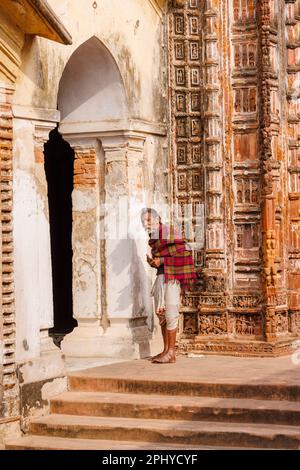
[1,0,300,442]
[169,0,300,357]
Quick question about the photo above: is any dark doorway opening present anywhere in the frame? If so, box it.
[44,128,77,347]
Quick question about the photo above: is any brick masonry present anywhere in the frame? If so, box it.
[0,85,19,419]
[73,147,97,188]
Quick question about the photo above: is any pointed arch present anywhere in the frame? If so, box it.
[58,36,127,123]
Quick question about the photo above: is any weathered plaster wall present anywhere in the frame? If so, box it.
[12,118,54,363]
[14,0,167,125]
[18,355,66,431]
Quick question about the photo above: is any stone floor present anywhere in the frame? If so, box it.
[68,354,300,387]
[65,357,129,373]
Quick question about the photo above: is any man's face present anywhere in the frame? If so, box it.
[142,212,160,234]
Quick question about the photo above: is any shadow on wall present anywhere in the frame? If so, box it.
[109,237,154,356]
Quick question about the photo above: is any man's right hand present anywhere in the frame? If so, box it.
[146,255,160,268]
[151,257,161,268]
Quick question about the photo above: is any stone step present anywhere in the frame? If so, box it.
[5,435,208,450]
[68,368,300,402]
[50,391,300,425]
[29,414,300,449]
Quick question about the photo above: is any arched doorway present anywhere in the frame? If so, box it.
[44,128,77,347]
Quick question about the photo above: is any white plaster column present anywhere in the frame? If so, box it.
[101,134,152,358]
[60,138,104,357]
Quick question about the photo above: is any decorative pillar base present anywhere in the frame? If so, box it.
[61,320,106,358]
[177,337,300,358]
[61,318,152,359]
[40,328,60,355]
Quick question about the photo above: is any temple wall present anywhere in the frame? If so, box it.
[2,0,300,444]
[11,0,168,373]
[169,0,300,356]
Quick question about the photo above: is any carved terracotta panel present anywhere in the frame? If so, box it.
[168,0,300,355]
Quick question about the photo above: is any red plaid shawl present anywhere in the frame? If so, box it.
[149,223,197,290]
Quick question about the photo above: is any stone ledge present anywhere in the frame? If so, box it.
[12,104,60,123]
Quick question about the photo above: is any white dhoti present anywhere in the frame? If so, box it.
[151,274,181,330]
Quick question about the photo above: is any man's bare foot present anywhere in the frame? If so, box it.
[150,350,167,362]
[152,350,176,363]
[148,322,168,361]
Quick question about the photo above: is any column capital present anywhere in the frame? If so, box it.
[34,121,57,145]
[101,133,146,167]
[61,135,99,151]
[101,132,146,153]
[33,122,57,164]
